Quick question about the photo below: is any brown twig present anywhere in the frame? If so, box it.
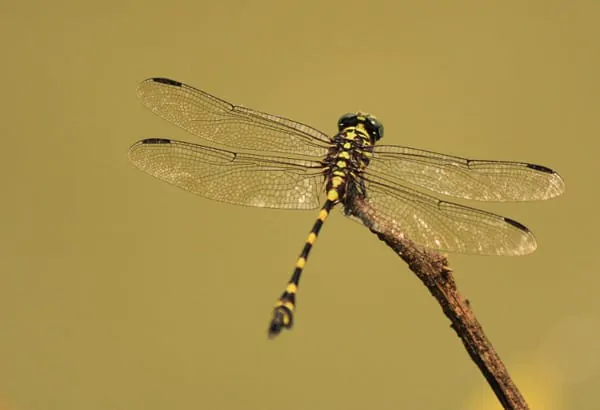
[350,196,529,410]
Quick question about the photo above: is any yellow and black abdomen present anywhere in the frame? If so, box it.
[268,128,374,337]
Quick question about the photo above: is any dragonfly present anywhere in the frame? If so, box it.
[129,77,565,338]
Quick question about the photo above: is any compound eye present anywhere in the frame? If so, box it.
[369,117,384,141]
[337,113,358,131]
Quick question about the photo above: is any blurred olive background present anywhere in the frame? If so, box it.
[1,1,598,409]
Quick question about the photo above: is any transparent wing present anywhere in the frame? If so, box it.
[129,138,325,210]
[345,175,537,255]
[137,78,331,156]
[368,145,565,201]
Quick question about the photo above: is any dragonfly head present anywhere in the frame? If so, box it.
[337,112,384,142]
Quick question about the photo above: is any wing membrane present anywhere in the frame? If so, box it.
[137,78,331,156]
[369,145,565,201]
[345,175,537,255]
[129,138,325,209]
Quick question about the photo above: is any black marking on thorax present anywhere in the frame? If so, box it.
[322,127,374,200]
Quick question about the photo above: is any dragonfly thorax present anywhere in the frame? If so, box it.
[337,112,384,142]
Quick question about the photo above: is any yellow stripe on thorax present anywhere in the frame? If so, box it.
[331,175,344,187]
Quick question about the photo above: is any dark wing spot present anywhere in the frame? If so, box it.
[503,217,530,232]
[141,138,172,144]
[152,78,183,87]
[526,163,555,174]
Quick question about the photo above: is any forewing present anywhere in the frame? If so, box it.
[137,78,331,156]
[368,145,565,201]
